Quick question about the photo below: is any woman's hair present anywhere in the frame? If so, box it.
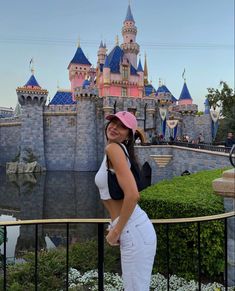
[105,121,137,164]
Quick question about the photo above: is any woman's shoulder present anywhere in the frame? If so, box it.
[105,142,128,157]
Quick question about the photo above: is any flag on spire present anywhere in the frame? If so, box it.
[182,68,186,80]
[29,58,34,73]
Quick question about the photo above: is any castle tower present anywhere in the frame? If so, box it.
[178,80,193,106]
[102,55,111,97]
[16,71,48,169]
[68,42,91,100]
[121,4,140,68]
[97,40,107,66]
[73,85,98,171]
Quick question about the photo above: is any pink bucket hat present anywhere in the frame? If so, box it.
[106,111,137,134]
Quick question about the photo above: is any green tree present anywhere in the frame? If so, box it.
[206,81,235,141]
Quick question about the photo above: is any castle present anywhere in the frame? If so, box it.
[0,4,213,172]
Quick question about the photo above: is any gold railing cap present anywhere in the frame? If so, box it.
[0,211,234,226]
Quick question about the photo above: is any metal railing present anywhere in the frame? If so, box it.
[229,144,235,167]
[0,211,235,291]
[141,141,232,153]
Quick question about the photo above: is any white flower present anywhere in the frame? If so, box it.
[68,268,235,291]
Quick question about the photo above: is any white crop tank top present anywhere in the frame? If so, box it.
[95,144,131,200]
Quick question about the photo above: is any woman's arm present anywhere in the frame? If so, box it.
[105,143,140,245]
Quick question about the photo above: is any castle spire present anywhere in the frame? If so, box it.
[144,53,148,85]
[115,35,119,46]
[77,37,80,48]
[125,3,135,22]
[121,3,139,68]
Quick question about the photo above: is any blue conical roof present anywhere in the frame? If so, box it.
[144,84,156,96]
[106,45,124,73]
[104,55,109,68]
[24,74,40,87]
[137,59,143,72]
[156,85,171,94]
[125,4,134,22]
[69,46,91,66]
[99,40,104,48]
[179,82,192,100]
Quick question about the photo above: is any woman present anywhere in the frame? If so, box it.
[95,111,157,291]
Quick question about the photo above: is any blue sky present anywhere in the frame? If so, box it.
[0,0,234,110]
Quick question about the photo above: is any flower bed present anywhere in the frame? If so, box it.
[68,268,235,291]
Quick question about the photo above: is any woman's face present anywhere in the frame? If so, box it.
[106,118,130,143]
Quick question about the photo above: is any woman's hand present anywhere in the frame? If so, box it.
[106,228,120,246]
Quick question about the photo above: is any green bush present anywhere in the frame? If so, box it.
[70,239,121,274]
[139,167,229,280]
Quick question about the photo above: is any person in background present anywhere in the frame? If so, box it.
[198,133,205,144]
[135,137,141,145]
[225,132,235,148]
[95,111,157,291]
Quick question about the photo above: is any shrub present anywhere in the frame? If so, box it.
[139,168,229,280]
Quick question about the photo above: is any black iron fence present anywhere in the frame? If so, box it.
[0,211,234,291]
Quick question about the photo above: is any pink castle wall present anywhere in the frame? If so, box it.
[178,99,193,105]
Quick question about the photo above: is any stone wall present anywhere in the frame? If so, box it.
[20,104,46,167]
[0,119,21,166]
[135,145,232,184]
[44,113,77,170]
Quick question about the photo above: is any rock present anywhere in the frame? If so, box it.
[6,161,44,174]
[6,162,18,173]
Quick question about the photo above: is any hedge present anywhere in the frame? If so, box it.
[139,167,229,280]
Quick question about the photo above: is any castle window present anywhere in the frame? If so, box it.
[122,65,128,80]
[122,87,127,97]
[68,117,75,127]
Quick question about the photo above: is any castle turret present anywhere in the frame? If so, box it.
[16,70,48,169]
[174,80,197,115]
[178,80,193,106]
[97,41,107,66]
[68,42,91,100]
[103,55,111,96]
[120,4,139,68]
[73,84,98,171]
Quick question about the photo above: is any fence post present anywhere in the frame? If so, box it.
[98,223,104,291]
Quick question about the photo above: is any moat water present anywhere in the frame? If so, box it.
[0,167,106,261]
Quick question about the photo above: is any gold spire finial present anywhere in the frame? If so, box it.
[57,80,60,90]
[159,78,162,87]
[78,37,80,48]
[144,52,148,85]
[115,35,119,46]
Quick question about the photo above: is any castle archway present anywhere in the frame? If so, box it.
[141,162,152,189]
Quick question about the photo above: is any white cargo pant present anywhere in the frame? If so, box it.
[110,205,157,291]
